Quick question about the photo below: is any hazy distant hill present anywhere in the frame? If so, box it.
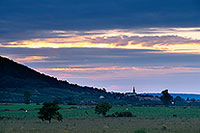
[146,93,200,100]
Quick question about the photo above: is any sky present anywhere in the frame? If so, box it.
[1,0,200,93]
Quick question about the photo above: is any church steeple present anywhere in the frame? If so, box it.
[133,86,136,94]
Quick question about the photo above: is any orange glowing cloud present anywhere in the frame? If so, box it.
[16,56,48,63]
[1,28,200,54]
[4,38,200,54]
[38,66,200,74]
[38,66,132,71]
[37,66,200,81]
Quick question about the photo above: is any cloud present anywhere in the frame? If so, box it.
[1,0,200,42]
[38,66,200,78]
[1,0,200,93]
[2,32,200,53]
[88,35,200,46]
[38,65,200,93]
[15,56,48,63]
[1,47,200,93]
[1,47,200,69]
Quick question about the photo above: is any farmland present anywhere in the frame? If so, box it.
[1,104,200,119]
[1,104,200,132]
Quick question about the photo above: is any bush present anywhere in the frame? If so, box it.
[95,102,112,116]
[19,108,25,111]
[162,124,167,130]
[107,111,134,117]
[38,102,63,123]
[117,112,133,117]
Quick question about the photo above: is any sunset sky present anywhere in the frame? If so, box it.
[1,0,200,93]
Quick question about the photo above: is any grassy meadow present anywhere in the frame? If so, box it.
[1,104,200,118]
[1,104,200,132]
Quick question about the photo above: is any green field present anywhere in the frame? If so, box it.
[1,104,200,132]
[1,104,200,119]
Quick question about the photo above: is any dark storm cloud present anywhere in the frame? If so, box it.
[1,0,200,41]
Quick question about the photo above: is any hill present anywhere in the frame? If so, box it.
[0,56,109,103]
[0,56,140,105]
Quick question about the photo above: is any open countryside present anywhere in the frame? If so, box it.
[1,0,200,132]
[1,104,200,132]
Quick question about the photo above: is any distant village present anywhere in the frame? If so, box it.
[98,86,200,106]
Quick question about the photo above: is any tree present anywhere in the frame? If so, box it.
[95,102,112,116]
[24,90,31,104]
[160,89,173,106]
[174,96,185,105]
[191,98,196,102]
[186,97,190,101]
[38,102,63,123]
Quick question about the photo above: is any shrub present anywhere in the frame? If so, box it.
[19,108,25,111]
[162,124,167,130]
[38,102,63,123]
[95,102,112,116]
[107,111,134,117]
[117,112,133,117]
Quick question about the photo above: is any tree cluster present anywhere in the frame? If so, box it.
[160,89,173,106]
[95,102,112,116]
[38,102,63,123]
